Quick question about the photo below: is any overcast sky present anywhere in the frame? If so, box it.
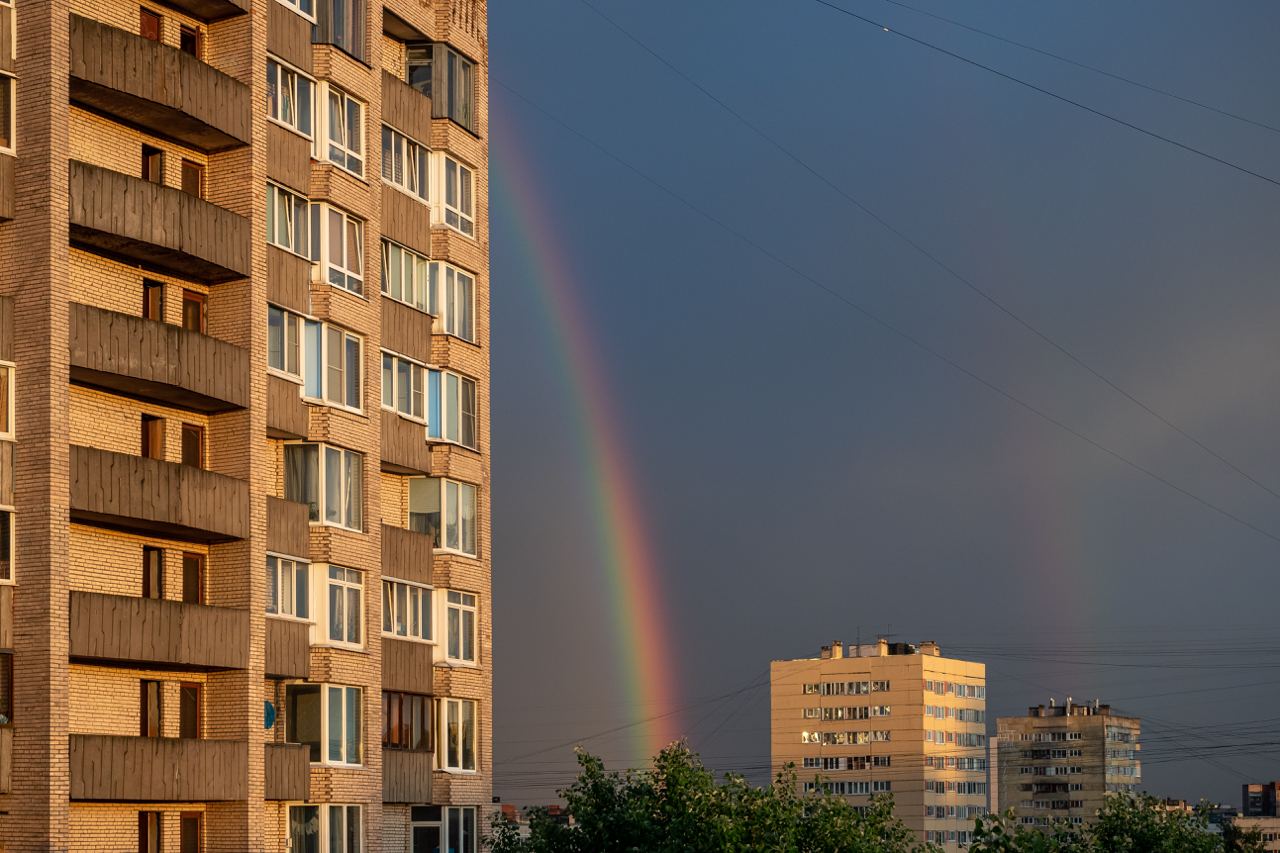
[487,0,1280,805]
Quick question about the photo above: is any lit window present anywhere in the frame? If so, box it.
[382,578,431,642]
[381,352,425,421]
[301,321,362,410]
[441,156,474,236]
[267,183,310,257]
[267,305,302,380]
[283,443,363,531]
[310,203,364,294]
[285,684,362,765]
[381,240,431,313]
[324,565,363,646]
[381,125,428,201]
[266,554,309,619]
[320,85,364,176]
[440,698,476,771]
[266,57,314,138]
[408,477,476,557]
[429,262,475,342]
[445,590,476,664]
[427,369,476,449]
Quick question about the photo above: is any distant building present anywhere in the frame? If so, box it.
[997,699,1141,828]
[1244,781,1280,816]
[1232,817,1280,852]
[988,736,1000,816]
[771,639,989,851]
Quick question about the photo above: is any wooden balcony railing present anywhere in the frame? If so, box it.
[70,734,247,801]
[69,591,248,671]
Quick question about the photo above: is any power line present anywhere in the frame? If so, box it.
[803,0,1280,190]
[573,0,1280,506]
[495,78,1280,549]
[872,0,1280,136]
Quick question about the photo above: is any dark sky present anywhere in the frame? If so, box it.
[487,0,1280,806]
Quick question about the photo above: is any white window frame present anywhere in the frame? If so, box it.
[381,351,426,423]
[0,505,13,584]
[285,684,362,767]
[267,182,310,258]
[381,124,429,202]
[266,553,310,620]
[440,697,477,772]
[310,202,365,295]
[0,362,13,441]
[444,806,478,853]
[318,83,365,177]
[439,154,475,237]
[283,442,364,532]
[266,56,315,139]
[381,239,431,313]
[272,0,315,22]
[316,564,364,649]
[382,578,432,643]
[443,589,476,665]
[287,804,363,853]
[430,262,476,342]
[301,320,363,411]
[0,73,15,156]
[408,477,477,557]
[267,305,303,382]
[427,368,477,450]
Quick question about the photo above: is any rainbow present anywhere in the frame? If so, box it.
[491,119,681,760]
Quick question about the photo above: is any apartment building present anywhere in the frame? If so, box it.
[770,640,989,851]
[997,700,1141,829]
[0,0,490,848]
[1244,781,1280,817]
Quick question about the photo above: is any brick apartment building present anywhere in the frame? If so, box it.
[0,0,490,847]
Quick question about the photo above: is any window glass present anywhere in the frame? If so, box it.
[323,87,364,176]
[446,590,476,663]
[267,57,314,137]
[381,126,428,201]
[431,263,475,341]
[443,156,475,236]
[267,184,310,256]
[383,580,431,641]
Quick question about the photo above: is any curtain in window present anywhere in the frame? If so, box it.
[324,446,342,525]
[285,445,318,521]
[289,806,319,853]
[460,483,476,555]
[345,688,361,763]
[344,450,362,530]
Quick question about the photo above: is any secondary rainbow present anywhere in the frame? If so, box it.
[491,122,681,759]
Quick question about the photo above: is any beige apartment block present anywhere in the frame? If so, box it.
[997,700,1141,829]
[0,0,491,847]
[770,640,989,851]
[1232,817,1280,852]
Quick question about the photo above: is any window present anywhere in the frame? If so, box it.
[441,698,476,771]
[180,423,204,468]
[431,263,475,342]
[267,183,310,256]
[0,653,10,724]
[383,691,430,751]
[181,290,206,333]
[327,805,362,853]
[408,477,476,557]
[446,807,477,853]
[142,145,164,184]
[141,415,165,460]
[139,7,161,41]
[289,804,319,853]
[310,204,364,294]
[182,553,204,604]
[266,57,314,138]
[381,240,431,313]
[299,321,362,409]
[283,443,363,530]
[382,579,431,641]
[285,683,362,765]
[180,813,202,853]
[0,364,9,439]
[427,369,477,449]
[180,683,201,739]
[0,509,10,583]
[406,43,431,97]
[140,680,163,737]
[381,352,425,421]
[320,86,364,176]
[181,160,204,198]
[381,126,428,201]
[411,806,441,853]
[325,565,363,646]
[406,45,475,132]
[142,546,164,599]
[267,554,310,619]
[273,0,314,23]
[442,156,475,236]
[139,812,162,853]
[445,591,476,664]
[0,75,13,153]
[268,305,302,379]
[314,0,365,61]
[142,280,164,321]
[179,25,200,58]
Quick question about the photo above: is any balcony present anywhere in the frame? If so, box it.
[382,636,433,695]
[69,16,250,151]
[383,749,433,803]
[69,446,249,542]
[265,617,310,680]
[70,734,247,801]
[381,414,431,476]
[264,742,310,801]
[69,160,250,284]
[0,728,10,794]
[267,496,310,558]
[69,303,248,413]
[70,591,248,670]
[267,374,308,439]
[382,524,432,586]
[381,70,432,161]
[381,289,433,366]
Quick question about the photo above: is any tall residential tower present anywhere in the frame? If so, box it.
[0,0,490,848]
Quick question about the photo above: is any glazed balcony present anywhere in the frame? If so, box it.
[69,591,248,671]
[69,303,248,413]
[70,734,247,801]
[382,636,433,695]
[69,445,249,542]
[69,160,250,284]
[383,749,433,803]
[264,742,310,801]
[382,524,433,586]
[69,16,250,151]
